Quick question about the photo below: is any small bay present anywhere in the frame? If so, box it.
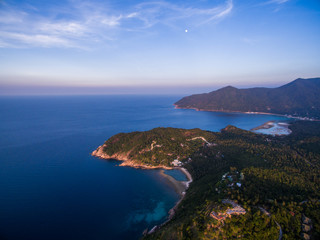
[163,169,188,181]
[0,95,290,240]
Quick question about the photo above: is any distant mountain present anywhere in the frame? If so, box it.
[175,78,320,119]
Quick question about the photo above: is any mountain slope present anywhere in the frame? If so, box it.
[175,78,320,119]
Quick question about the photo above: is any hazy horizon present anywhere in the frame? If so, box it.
[0,79,308,96]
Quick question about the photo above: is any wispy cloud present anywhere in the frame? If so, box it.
[0,0,233,49]
[0,31,74,48]
[198,0,233,25]
[261,0,290,13]
[265,0,290,5]
[132,0,233,28]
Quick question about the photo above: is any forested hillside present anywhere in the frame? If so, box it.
[143,121,320,239]
[93,120,320,239]
[175,78,320,119]
[93,127,216,167]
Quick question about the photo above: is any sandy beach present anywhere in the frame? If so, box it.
[159,170,187,196]
[175,105,319,121]
[156,167,193,228]
[92,145,194,233]
[159,168,193,197]
[251,121,292,136]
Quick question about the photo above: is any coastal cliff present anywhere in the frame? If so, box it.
[92,144,172,169]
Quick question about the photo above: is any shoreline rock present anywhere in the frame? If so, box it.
[91,144,172,170]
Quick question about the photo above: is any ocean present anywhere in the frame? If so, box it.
[0,95,290,240]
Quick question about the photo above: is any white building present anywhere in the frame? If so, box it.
[172,159,182,167]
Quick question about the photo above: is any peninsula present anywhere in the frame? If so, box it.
[175,78,320,120]
[92,127,217,169]
[92,121,320,239]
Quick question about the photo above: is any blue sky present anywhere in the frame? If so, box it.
[0,0,320,94]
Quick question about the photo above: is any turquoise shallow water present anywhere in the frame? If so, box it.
[0,95,290,240]
[164,169,188,181]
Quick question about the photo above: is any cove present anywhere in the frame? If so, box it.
[0,95,291,240]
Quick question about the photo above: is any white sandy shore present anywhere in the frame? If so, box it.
[251,121,292,136]
[174,105,319,121]
[160,167,193,225]
[174,104,287,117]
[180,167,193,188]
[159,167,193,196]
[144,167,193,234]
[159,170,186,196]
[141,167,193,235]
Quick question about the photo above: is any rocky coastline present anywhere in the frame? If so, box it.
[91,144,172,169]
[92,143,194,235]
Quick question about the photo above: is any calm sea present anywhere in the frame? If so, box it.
[0,95,290,240]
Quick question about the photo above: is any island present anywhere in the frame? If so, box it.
[92,121,320,239]
[174,77,320,120]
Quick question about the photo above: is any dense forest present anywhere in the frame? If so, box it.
[175,78,320,119]
[94,120,320,239]
[142,121,320,240]
[95,127,217,167]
